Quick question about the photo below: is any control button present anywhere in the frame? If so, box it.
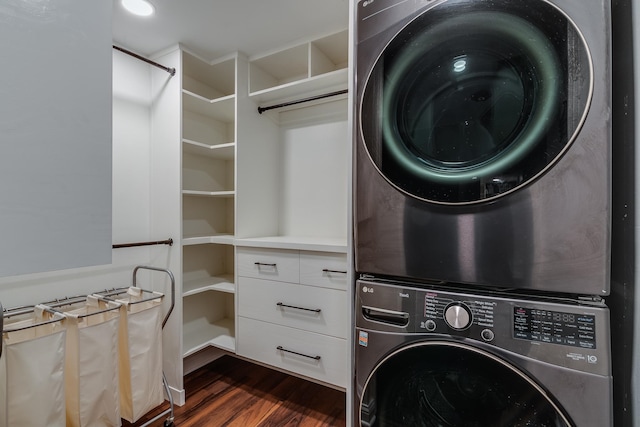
[481,329,495,342]
[444,304,471,330]
[425,319,437,331]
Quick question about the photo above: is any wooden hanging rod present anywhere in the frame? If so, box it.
[113,45,176,76]
[257,89,348,114]
[112,238,174,249]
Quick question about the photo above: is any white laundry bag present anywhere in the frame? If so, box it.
[111,287,164,423]
[61,296,121,427]
[0,306,66,427]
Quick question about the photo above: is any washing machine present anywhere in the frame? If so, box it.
[354,279,612,426]
[354,0,612,296]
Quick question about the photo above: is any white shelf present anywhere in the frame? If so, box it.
[183,316,235,356]
[182,140,235,160]
[248,30,348,106]
[249,68,348,106]
[182,52,235,100]
[235,236,347,253]
[182,91,235,121]
[183,275,235,296]
[182,109,234,147]
[182,190,235,198]
[182,151,235,194]
[182,234,235,246]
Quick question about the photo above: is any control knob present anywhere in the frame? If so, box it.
[444,303,472,330]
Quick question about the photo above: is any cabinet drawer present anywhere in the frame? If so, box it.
[237,247,299,283]
[299,251,348,290]
[237,317,347,388]
[238,277,347,339]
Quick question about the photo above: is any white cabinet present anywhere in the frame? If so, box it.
[181,51,237,356]
[238,317,348,387]
[237,247,300,284]
[239,277,347,337]
[299,251,349,289]
[236,247,348,387]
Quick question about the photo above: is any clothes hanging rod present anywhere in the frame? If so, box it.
[112,238,174,249]
[113,45,176,76]
[257,89,348,114]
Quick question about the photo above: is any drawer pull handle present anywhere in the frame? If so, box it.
[277,302,321,313]
[277,345,321,361]
[255,262,277,267]
[322,269,347,274]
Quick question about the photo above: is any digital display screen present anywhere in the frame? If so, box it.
[513,307,596,349]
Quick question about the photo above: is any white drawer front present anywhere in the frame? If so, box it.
[299,251,348,290]
[237,247,299,283]
[237,317,347,388]
[238,277,347,339]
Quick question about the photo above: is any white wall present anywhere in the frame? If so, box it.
[0,50,161,308]
[148,47,185,403]
[279,101,349,238]
[0,0,113,277]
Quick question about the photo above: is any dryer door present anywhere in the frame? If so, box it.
[359,0,592,205]
[359,342,573,426]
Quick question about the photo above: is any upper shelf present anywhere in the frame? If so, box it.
[183,51,235,101]
[182,92,235,122]
[182,51,236,122]
[248,30,348,105]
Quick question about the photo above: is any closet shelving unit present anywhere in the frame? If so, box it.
[233,29,350,389]
[238,29,349,253]
[181,51,237,356]
[175,28,350,376]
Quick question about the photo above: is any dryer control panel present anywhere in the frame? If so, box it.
[356,278,611,376]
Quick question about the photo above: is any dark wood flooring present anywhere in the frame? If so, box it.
[123,355,347,427]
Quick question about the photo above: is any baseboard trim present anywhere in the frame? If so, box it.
[167,385,186,406]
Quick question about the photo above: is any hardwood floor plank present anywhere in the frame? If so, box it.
[181,370,285,426]
[256,376,346,427]
[222,376,304,427]
[124,355,346,427]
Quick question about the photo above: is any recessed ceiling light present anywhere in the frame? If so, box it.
[122,0,155,17]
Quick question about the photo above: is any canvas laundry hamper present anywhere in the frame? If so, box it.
[100,287,164,423]
[58,296,122,427]
[0,305,66,427]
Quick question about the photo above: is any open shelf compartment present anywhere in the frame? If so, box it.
[182,291,235,355]
[183,243,235,296]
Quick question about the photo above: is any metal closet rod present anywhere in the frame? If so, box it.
[113,45,176,76]
[112,238,174,249]
[257,89,348,114]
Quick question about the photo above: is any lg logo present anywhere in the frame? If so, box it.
[362,286,374,293]
[362,0,375,7]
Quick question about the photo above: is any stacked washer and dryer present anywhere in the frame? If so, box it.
[353,0,613,425]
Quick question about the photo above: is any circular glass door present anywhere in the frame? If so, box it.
[359,0,592,204]
[360,342,572,426]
